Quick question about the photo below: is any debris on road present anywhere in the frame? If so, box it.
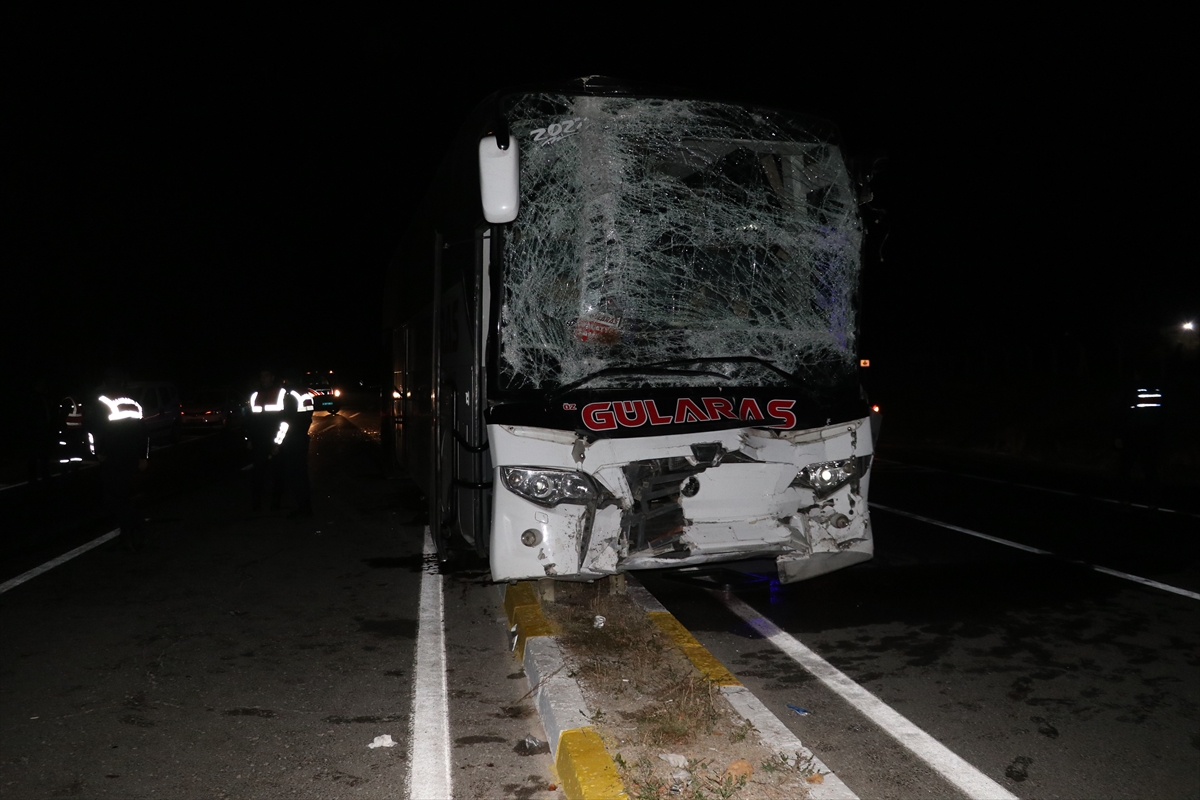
[514,734,550,755]
[367,734,396,749]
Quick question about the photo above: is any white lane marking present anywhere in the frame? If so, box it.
[874,457,1199,519]
[871,502,1200,601]
[0,529,121,594]
[717,592,1019,800]
[406,526,452,799]
[869,502,1052,555]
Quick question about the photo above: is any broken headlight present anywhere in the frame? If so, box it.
[790,457,867,497]
[501,467,599,507]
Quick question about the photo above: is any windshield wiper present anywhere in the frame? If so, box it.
[549,356,802,398]
[647,357,804,386]
[550,364,731,398]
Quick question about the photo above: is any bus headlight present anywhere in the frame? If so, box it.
[791,456,869,497]
[501,467,599,507]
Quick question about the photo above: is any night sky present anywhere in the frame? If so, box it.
[10,11,1193,402]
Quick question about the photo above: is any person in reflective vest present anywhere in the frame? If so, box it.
[58,394,89,471]
[247,369,287,512]
[86,369,149,541]
[280,376,315,518]
[1116,381,1166,503]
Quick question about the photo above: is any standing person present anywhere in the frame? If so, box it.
[1115,377,1167,507]
[87,368,149,544]
[57,393,89,472]
[247,369,287,512]
[280,373,314,519]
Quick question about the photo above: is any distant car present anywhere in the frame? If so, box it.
[127,381,183,443]
[181,388,243,429]
[305,371,341,414]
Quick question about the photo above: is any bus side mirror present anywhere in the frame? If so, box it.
[479,135,520,223]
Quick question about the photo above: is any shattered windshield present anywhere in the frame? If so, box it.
[497,93,862,392]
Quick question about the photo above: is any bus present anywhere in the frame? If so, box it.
[384,77,876,584]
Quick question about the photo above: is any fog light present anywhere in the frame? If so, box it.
[831,514,851,529]
[520,528,542,547]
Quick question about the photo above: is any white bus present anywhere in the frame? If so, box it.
[385,77,876,584]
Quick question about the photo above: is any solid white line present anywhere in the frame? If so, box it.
[406,527,452,800]
[875,457,1199,519]
[0,529,121,594]
[717,592,1019,800]
[1084,566,1200,600]
[869,503,1053,555]
[870,503,1200,601]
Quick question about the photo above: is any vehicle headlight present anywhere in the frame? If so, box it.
[501,467,599,507]
[791,456,870,497]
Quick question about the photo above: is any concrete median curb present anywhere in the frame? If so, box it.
[503,578,858,800]
[503,582,628,800]
[624,575,858,799]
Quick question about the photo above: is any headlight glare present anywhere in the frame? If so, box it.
[791,457,858,496]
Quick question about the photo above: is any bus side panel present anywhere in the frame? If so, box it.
[400,314,434,501]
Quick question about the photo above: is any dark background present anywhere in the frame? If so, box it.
[8,10,1195,461]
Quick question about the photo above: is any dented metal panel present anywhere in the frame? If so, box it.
[488,419,873,584]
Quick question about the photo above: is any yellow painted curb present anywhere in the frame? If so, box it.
[503,582,557,660]
[647,611,742,686]
[556,727,628,800]
[502,583,628,799]
[503,581,540,620]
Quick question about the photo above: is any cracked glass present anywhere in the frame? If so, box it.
[497,93,862,393]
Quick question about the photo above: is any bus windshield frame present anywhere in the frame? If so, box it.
[494,92,863,397]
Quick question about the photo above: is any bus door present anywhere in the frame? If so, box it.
[432,228,493,558]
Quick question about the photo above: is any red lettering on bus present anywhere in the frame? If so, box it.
[581,396,801,431]
[645,399,674,425]
[738,398,765,421]
[675,397,710,424]
[702,397,738,421]
[766,399,798,429]
[614,400,648,427]
[582,402,617,431]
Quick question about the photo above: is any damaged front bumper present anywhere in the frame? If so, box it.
[488,418,874,584]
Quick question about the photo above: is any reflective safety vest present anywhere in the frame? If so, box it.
[63,397,83,428]
[1130,388,1163,410]
[250,388,286,413]
[98,395,143,421]
[250,387,288,445]
[290,389,314,413]
[91,395,148,459]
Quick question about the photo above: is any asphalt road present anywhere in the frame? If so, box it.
[636,455,1200,800]
[5,404,1197,799]
[0,401,560,799]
